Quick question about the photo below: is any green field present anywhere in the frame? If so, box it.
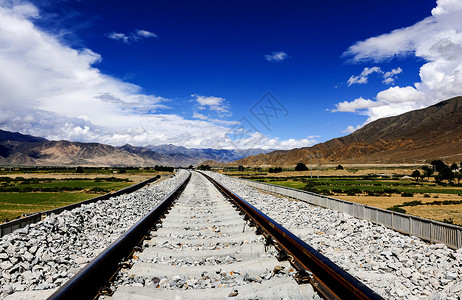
[0,166,172,175]
[0,177,136,223]
[0,179,133,193]
[252,177,462,195]
[250,176,462,225]
[0,192,100,222]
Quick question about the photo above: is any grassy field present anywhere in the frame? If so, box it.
[256,178,462,195]
[246,170,462,226]
[0,178,134,193]
[0,170,164,223]
[0,192,97,221]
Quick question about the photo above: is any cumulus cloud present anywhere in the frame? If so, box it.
[0,2,229,148]
[265,136,318,149]
[347,66,382,86]
[347,66,403,86]
[343,125,362,134]
[0,2,311,150]
[382,67,403,84]
[264,51,289,62]
[191,94,231,116]
[337,0,462,123]
[332,97,379,113]
[107,29,157,44]
[214,129,318,150]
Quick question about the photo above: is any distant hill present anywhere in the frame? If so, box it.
[0,130,272,167]
[0,129,47,143]
[196,160,226,168]
[0,140,155,167]
[146,144,272,163]
[231,96,462,166]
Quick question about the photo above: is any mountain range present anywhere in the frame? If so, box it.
[0,132,271,167]
[230,96,462,166]
[2,96,462,167]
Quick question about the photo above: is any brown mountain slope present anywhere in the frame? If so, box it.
[0,140,190,167]
[0,131,272,167]
[0,140,152,167]
[196,160,226,167]
[231,96,462,167]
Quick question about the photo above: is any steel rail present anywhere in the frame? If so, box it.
[199,171,383,300]
[47,172,191,300]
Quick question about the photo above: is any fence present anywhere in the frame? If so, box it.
[237,178,462,249]
[0,175,162,238]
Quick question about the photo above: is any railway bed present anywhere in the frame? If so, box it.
[48,171,380,299]
[105,171,311,299]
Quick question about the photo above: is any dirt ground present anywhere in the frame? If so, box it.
[406,204,462,225]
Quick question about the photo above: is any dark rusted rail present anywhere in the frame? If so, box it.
[47,172,191,300]
[200,171,383,300]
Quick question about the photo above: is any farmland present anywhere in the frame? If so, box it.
[230,167,462,226]
[0,168,165,223]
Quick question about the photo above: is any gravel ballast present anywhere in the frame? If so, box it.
[0,170,189,298]
[106,171,316,299]
[206,172,462,300]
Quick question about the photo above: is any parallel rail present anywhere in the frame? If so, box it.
[49,171,382,299]
[48,173,191,300]
[200,172,383,300]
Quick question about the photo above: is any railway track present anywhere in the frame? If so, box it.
[48,171,382,299]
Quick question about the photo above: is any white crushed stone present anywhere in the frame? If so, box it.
[206,171,462,300]
[0,170,189,298]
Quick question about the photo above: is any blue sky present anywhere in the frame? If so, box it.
[1,0,461,149]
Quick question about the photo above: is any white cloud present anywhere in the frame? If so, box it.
[347,66,403,86]
[192,112,239,125]
[191,94,231,116]
[107,32,129,43]
[0,2,316,151]
[347,66,382,86]
[431,0,462,17]
[332,97,379,113]
[334,88,428,124]
[107,29,158,44]
[194,95,225,106]
[376,86,426,103]
[361,67,382,76]
[343,125,362,133]
[264,51,289,62]
[265,136,318,149]
[8,2,39,18]
[0,2,233,148]
[135,29,157,39]
[213,130,318,150]
[337,0,462,123]
[192,112,208,120]
[382,67,403,85]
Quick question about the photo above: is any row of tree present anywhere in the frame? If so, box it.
[411,160,462,183]
[268,167,283,173]
[196,165,211,171]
